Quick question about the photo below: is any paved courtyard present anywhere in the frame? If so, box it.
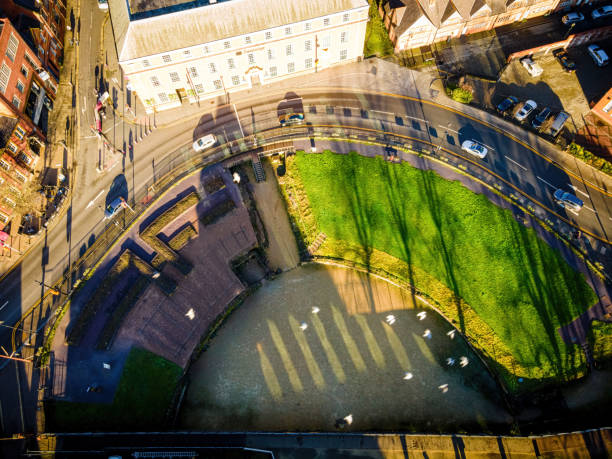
[179,263,512,433]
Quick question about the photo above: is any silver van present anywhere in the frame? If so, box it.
[547,111,570,137]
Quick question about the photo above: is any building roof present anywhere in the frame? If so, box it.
[110,0,368,62]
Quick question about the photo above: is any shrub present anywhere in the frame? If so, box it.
[446,84,473,104]
[200,199,236,226]
[567,142,612,176]
[363,0,394,58]
[168,225,197,251]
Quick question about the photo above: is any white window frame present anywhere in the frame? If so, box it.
[6,34,19,62]
[232,75,240,86]
[0,63,11,94]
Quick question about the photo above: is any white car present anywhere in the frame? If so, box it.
[520,57,543,77]
[461,140,488,159]
[561,11,585,25]
[592,5,612,19]
[515,100,537,122]
[192,134,217,152]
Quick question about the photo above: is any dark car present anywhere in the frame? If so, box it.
[553,49,576,73]
[496,96,518,114]
[104,197,124,219]
[532,107,551,129]
[279,112,305,126]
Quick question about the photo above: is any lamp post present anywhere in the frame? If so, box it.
[34,280,61,296]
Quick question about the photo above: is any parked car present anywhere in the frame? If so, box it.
[461,140,488,159]
[532,107,551,129]
[553,49,576,72]
[588,44,609,66]
[561,11,585,25]
[591,5,612,19]
[496,96,519,114]
[520,57,543,77]
[515,100,537,122]
[554,189,583,213]
[104,197,125,219]
[279,112,305,126]
[547,111,570,137]
[98,0,108,9]
[192,134,217,152]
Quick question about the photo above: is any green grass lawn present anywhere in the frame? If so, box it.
[45,348,182,431]
[364,1,395,58]
[289,151,597,389]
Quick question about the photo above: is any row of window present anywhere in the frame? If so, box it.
[0,158,27,182]
[155,52,349,103]
[140,13,354,69]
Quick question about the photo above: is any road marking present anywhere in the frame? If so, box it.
[0,301,7,312]
[439,125,459,134]
[505,156,527,171]
[583,205,596,213]
[482,143,495,152]
[537,176,556,189]
[568,184,589,198]
[86,189,105,209]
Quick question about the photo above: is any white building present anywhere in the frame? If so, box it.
[108,0,369,113]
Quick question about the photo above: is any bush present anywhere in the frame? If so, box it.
[446,84,473,104]
[200,199,236,226]
[363,0,394,58]
[567,142,612,176]
[591,320,612,363]
[141,192,200,274]
[168,225,197,251]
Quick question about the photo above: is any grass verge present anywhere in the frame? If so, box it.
[364,0,394,58]
[282,150,598,392]
[44,347,182,432]
[590,320,612,363]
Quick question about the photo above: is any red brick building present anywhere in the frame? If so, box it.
[0,0,66,80]
[0,17,54,230]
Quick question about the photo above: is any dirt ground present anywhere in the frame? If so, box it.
[179,264,512,433]
[246,157,300,271]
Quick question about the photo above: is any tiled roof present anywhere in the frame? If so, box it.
[110,0,368,62]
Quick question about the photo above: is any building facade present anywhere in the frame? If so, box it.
[379,0,596,51]
[108,0,369,113]
[0,0,66,80]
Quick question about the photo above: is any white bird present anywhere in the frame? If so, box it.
[312,306,320,314]
[403,372,413,380]
[446,357,455,366]
[438,384,449,393]
[423,329,432,339]
[385,314,396,325]
[460,356,469,367]
[416,311,427,320]
[344,414,353,425]
[446,330,456,339]
[300,322,308,331]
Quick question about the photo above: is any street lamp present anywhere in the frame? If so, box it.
[34,280,61,296]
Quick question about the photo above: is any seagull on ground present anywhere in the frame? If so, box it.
[385,314,396,325]
[300,322,308,331]
[446,357,455,366]
[460,356,469,367]
[423,329,432,339]
[344,414,353,425]
[447,330,456,339]
[403,372,413,380]
[312,306,320,314]
[438,384,449,393]
[416,311,427,320]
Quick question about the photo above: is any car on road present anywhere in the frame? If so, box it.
[587,44,609,66]
[553,49,576,72]
[520,57,543,77]
[515,100,537,122]
[192,134,217,152]
[496,96,519,114]
[104,197,124,219]
[461,140,488,159]
[532,107,551,129]
[591,5,612,19]
[279,112,305,126]
[561,11,585,25]
[554,189,583,212]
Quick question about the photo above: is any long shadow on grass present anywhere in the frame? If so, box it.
[377,158,419,307]
[501,211,590,380]
[415,163,465,332]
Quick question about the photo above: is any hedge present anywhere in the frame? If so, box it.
[200,199,236,226]
[168,225,198,251]
[567,142,612,176]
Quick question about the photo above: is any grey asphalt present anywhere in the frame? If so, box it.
[1,11,612,434]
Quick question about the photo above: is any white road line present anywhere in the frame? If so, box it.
[86,189,105,209]
[568,184,589,198]
[537,176,556,189]
[0,301,7,312]
[505,156,527,171]
[482,143,495,152]
[583,205,596,213]
[438,125,459,134]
